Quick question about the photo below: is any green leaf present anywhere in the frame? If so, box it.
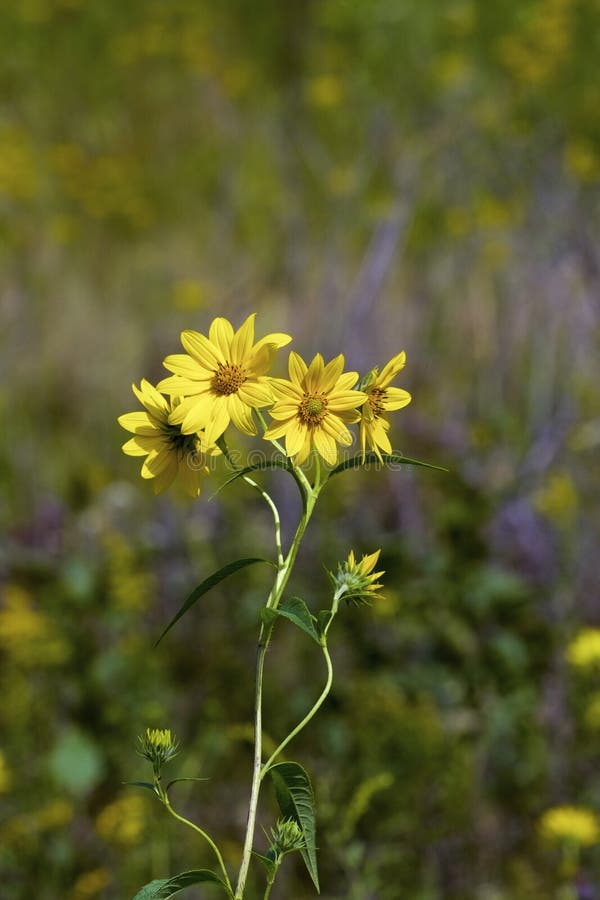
[132,869,229,899]
[269,762,319,892]
[124,781,159,795]
[155,558,269,646]
[273,597,320,645]
[328,452,447,479]
[165,776,209,792]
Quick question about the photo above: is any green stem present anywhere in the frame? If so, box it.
[262,870,278,900]
[260,642,333,778]
[162,796,232,894]
[234,474,318,900]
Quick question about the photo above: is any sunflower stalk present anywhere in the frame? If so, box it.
[119,313,419,900]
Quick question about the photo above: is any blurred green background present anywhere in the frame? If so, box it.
[2,0,600,897]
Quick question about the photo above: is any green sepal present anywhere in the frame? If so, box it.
[132,869,230,899]
[316,610,332,638]
[251,850,277,879]
[328,452,447,479]
[269,762,320,892]
[260,598,320,645]
[123,781,160,796]
[155,558,270,646]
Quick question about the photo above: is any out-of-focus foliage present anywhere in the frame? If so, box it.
[1,0,600,897]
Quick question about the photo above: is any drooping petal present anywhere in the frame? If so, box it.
[181,329,225,367]
[229,394,257,435]
[238,380,273,408]
[293,431,313,466]
[371,420,393,454]
[203,400,231,445]
[177,457,203,497]
[253,331,293,353]
[122,435,160,456]
[141,448,172,479]
[313,427,338,465]
[322,414,353,446]
[151,458,178,494]
[118,412,161,435]
[285,418,309,458]
[247,344,278,376]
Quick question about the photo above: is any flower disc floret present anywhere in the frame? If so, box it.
[118,380,220,497]
[157,314,292,445]
[358,352,412,462]
[264,351,367,465]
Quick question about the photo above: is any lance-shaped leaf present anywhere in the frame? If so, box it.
[260,598,320,645]
[132,869,230,899]
[155,558,269,646]
[328,452,447,479]
[269,762,319,892]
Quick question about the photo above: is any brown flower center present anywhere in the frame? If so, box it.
[212,362,246,396]
[298,393,328,426]
[368,388,386,418]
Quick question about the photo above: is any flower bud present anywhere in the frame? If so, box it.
[137,728,179,773]
[330,549,385,607]
[269,818,305,856]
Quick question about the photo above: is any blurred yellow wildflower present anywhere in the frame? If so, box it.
[306,75,344,108]
[583,693,600,731]
[95,794,147,846]
[533,471,578,526]
[158,314,291,445]
[564,138,600,183]
[264,352,366,465]
[0,751,12,793]
[538,805,600,847]
[566,629,600,671]
[0,584,70,667]
[69,868,111,900]
[359,352,411,462]
[118,379,220,497]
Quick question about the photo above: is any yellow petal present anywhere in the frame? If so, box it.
[320,355,345,393]
[162,354,212,380]
[141,448,172,479]
[383,387,412,410]
[238,380,273,408]
[285,418,309,458]
[335,371,360,392]
[180,396,218,433]
[118,412,161,435]
[328,389,366,411]
[181,329,225,367]
[293,431,313,466]
[230,313,256,364]
[178,457,203,497]
[288,351,308,385]
[151,458,178,494]
[304,353,325,392]
[122,436,158,456]
[270,378,304,400]
[268,401,300,420]
[203,400,231,445]
[322,414,353,446]
[378,352,406,387]
[157,374,210,396]
[209,318,235,359]
[263,420,290,441]
[229,394,257,435]
[313,427,338,465]
[133,380,169,419]
[253,331,293,352]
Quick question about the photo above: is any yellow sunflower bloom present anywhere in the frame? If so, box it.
[264,351,366,466]
[359,352,412,461]
[157,314,292,445]
[118,380,220,497]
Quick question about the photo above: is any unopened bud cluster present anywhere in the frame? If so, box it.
[330,549,385,607]
[137,728,179,772]
[269,818,305,856]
